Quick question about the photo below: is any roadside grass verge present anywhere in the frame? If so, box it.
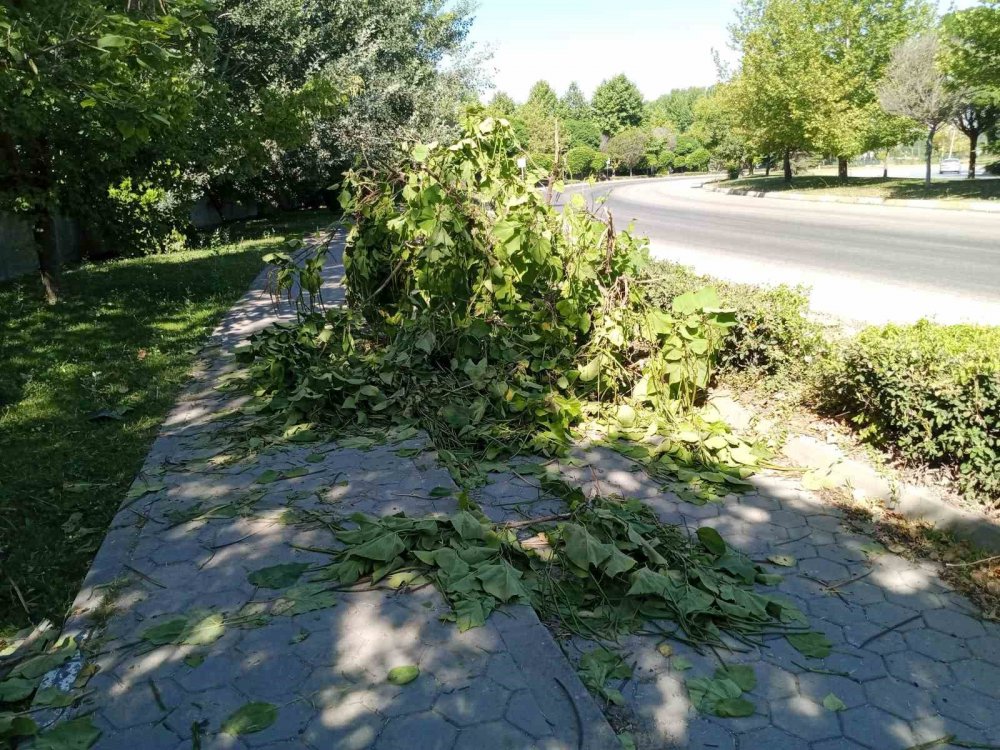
[0,209,336,634]
[718,175,1000,201]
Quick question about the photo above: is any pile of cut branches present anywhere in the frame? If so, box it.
[240,116,754,485]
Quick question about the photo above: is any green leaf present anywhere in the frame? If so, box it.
[387,665,420,685]
[618,732,637,750]
[696,527,726,557]
[578,356,602,383]
[0,677,38,701]
[255,469,281,484]
[767,554,796,567]
[183,652,205,669]
[476,563,527,602]
[625,567,671,597]
[33,687,78,708]
[248,563,310,589]
[453,596,492,631]
[562,523,612,570]
[140,617,188,646]
[671,656,693,671]
[33,717,101,749]
[715,665,756,692]
[450,511,487,541]
[12,641,75,679]
[429,486,453,497]
[411,144,430,163]
[183,614,225,646]
[0,712,38,738]
[96,34,129,49]
[350,531,406,561]
[714,697,756,717]
[274,583,336,616]
[786,632,832,659]
[822,692,846,712]
[220,702,278,735]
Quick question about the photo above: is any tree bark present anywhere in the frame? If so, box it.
[924,127,934,187]
[783,150,792,182]
[968,132,978,179]
[837,156,848,181]
[33,209,60,304]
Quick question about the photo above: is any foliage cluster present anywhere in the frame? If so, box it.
[484,76,715,180]
[242,118,755,487]
[312,494,804,645]
[2,0,478,295]
[642,261,824,378]
[821,320,1000,505]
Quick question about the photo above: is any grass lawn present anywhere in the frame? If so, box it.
[719,175,1000,201]
[0,210,336,634]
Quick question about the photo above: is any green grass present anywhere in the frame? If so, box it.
[0,209,336,634]
[719,175,1000,201]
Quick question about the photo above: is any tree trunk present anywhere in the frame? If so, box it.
[765,157,771,177]
[33,209,60,304]
[924,128,934,188]
[883,151,889,179]
[837,156,848,181]
[968,132,978,179]
[783,150,792,182]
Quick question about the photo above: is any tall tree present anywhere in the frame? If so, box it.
[0,0,218,301]
[878,33,962,185]
[524,80,560,116]
[954,95,999,178]
[486,91,517,118]
[592,74,644,138]
[561,81,591,120]
[647,87,709,131]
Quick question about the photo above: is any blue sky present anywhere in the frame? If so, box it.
[466,0,980,103]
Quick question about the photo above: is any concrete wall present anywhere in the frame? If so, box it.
[0,213,82,283]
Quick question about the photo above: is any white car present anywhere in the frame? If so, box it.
[939,157,962,174]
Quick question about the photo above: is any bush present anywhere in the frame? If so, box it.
[591,151,609,175]
[822,321,1000,505]
[95,177,190,256]
[565,146,597,178]
[643,260,824,377]
[985,160,1000,176]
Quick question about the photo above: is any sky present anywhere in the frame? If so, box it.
[466,0,981,103]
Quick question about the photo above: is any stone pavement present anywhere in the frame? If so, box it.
[37,235,1000,750]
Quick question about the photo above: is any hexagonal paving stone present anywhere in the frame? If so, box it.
[93,723,181,750]
[932,684,997,731]
[453,720,535,750]
[740,726,810,750]
[505,690,553,739]
[485,653,528,691]
[376,711,457,750]
[237,651,312,701]
[924,608,986,639]
[433,679,511,726]
[841,705,915,749]
[864,677,935,720]
[796,672,866,709]
[951,658,1000,699]
[904,628,970,663]
[883,651,954,690]
[100,676,182,730]
[304,701,386,750]
[771,696,841,742]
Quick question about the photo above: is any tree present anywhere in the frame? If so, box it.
[878,33,962,186]
[525,80,560,116]
[647,87,709,131]
[943,2,1000,178]
[592,74,644,138]
[606,128,650,176]
[565,145,597,178]
[954,94,1000,178]
[691,85,752,177]
[561,82,591,120]
[942,0,1000,91]
[0,0,218,302]
[563,118,601,149]
[486,91,517,118]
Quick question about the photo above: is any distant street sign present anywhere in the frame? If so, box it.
[517,157,527,169]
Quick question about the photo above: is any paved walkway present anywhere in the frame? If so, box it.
[39,236,1000,749]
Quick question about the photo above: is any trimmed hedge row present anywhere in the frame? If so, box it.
[821,321,1000,506]
[643,260,825,377]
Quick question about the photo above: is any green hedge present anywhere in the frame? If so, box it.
[822,321,1000,505]
[644,260,824,377]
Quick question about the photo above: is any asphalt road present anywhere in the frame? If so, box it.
[558,175,1000,324]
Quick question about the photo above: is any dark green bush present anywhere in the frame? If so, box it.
[643,260,824,377]
[822,321,1000,506]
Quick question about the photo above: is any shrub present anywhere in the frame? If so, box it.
[565,146,597,178]
[822,321,1000,505]
[591,151,609,175]
[643,260,824,377]
[985,160,1000,176]
[95,178,190,255]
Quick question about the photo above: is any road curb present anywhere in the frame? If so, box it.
[702,180,1000,213]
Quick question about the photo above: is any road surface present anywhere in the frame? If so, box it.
[558,176,1000,325]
